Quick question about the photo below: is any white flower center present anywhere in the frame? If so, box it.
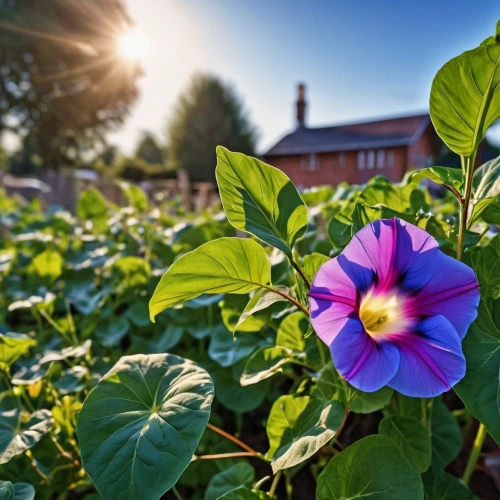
[359,289,410,338]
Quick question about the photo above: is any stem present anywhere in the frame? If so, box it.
[334,404,351,444]
[172,486,183,500]
[195,451,263,460]
[206,423,257,453]
[462,423,487,484]
[39,309,74,345]
[457,154,475,262]
[268,470,282,498]
[263,284,309,317]
[289,257,311,289]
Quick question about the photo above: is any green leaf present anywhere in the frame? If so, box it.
[216,147,308,257]
[378,416,432,473]
[266,395,344,472]
[0,332,36,370]
[53,366,88,394]
[234,287,288,333]
[454,323,500,444]
[76,187,109,225]
[240,346,303,386]
[410,167,463,190]
[150,238,271,321]
[118,181,149,213]
[317,362,393,414]
[422,468,473,500]
[276,311,310,352]
[95,316,130,348]
[208,324,262,368]
[204,462,255,500]
[301,253,330,286]
[430,398,462,469]
[213,361,271,413]
[316,435,424,499]
[221,294,268,334]
[328,215,352,248]
[130,324,184,355]
[0,406,53,464]
[430,28,500,157]
[454,236,500,444]
[0,481,35,500]
[31,249,63,280]
[76,353,214,499]
[113,256,151,288]
[218,489,269,500]
[470,156,500,223]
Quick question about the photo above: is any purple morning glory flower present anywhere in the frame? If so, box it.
[309,218,479,397]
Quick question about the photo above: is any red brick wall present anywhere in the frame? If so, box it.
[265,146,408,189]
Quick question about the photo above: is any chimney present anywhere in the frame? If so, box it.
[296,83,307,128]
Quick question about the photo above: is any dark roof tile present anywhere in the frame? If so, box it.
[264,113,430,156]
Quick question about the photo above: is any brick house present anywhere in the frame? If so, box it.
[263,84,441,189]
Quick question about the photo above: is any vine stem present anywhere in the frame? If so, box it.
[288,257,311,289]
[457,154,475,262]
[268,470,282,498]
[462,423,487,484]
[263,284,309,317]
[195,451,264,460]
[206,423,257,453]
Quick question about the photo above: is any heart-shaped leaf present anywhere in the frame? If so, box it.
[204,462,255,500]
[0,481,35,500]
[410,167,463,190]
[76,353,214,499]
[216,147,308,257]
[0,333,36,370]
[0,405,53,464]
[266,395,344,472]
[317,362,393,414]
[430,25,500,157]
[240,346,304,386]
[470,156,500,224]
[422,468,473,500]
[379,416,432,473]
[316,435,423,499]
[150,238,271,321]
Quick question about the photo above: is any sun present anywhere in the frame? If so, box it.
[117,30,149,60]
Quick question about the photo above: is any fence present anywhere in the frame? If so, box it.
[2,170,219,213]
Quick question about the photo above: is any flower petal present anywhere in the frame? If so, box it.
[330,318,400,393]
[387,315,465,397]
[309,256,361,345]
[339,218,438,295]
[407,252,479,339]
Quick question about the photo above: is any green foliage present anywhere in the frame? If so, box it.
[204,463,255,500]
[430,25,500,157]
[149,238,272,321]
[167,74,257,182]
[316,435,424,499]
[378,416,431,473]
[216,147,308,257]
[266,395,344,472]
[76,353,214,499]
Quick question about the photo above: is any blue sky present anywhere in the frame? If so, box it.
[111,0,500,154]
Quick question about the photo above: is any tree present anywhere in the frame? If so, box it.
[0,0,141,170]
[134,131,164,165]
[166,73,257,182]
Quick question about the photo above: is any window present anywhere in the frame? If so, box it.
[357,151,365,170]
[367,150,375,169]
[300,154,320,171]
[338,152,346,168]
[387,150,395,167]
[376,149,385,169]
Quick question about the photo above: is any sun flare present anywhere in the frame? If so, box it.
[117,30,149,60]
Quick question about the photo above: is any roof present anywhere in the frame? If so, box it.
[264,113,431,156]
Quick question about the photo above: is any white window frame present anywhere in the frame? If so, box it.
[377,149,385,169]
[357,151,365,170]
[367,150,375,169]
